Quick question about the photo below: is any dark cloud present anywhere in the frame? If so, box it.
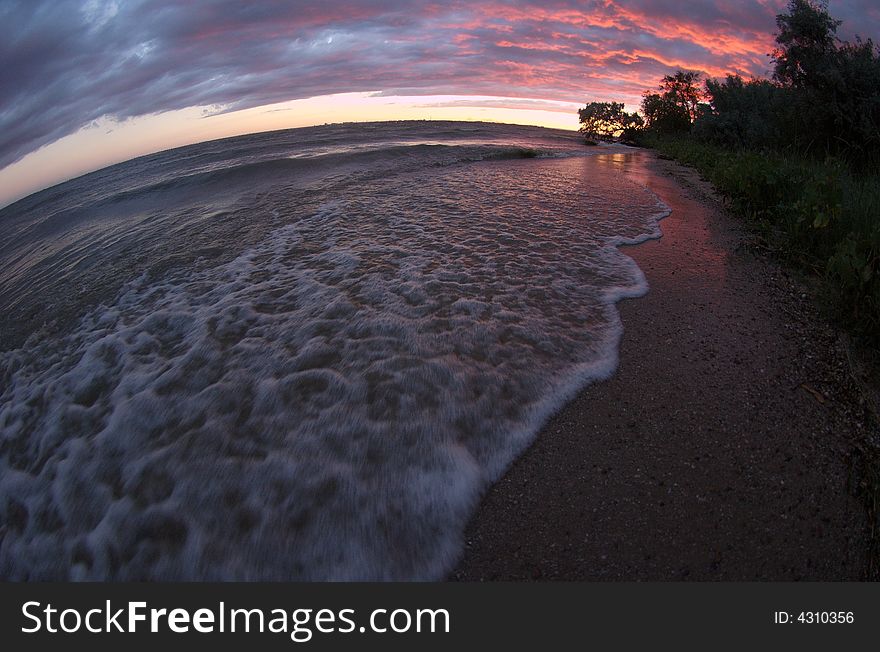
[1,1,877,169]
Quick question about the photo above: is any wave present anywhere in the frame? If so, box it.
[0,123,665,580]
[101,143,583,203]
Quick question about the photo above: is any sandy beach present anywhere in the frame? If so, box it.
[452,151,875,581]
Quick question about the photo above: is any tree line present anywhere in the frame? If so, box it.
[578,0,880,337]
[579,0,879,169]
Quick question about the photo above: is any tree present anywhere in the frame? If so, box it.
[772,0,840,88]
[658,71,706,122]
[770,0,880,162]
[640,70,705,134]
[618,112,646,145]
[695,75,789,148]
[577,102,643,143]
[640,92,691,134]
[830,38,880,157]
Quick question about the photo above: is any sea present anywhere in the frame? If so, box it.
[0,121,669,580]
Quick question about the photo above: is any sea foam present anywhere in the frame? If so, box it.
[0,123,668,579]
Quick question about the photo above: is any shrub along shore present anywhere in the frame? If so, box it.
[645,135,880,340]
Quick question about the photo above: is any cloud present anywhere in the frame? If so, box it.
[415,96,581,113]
[1,1,877,170]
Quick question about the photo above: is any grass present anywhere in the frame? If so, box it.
[647,135,880,339]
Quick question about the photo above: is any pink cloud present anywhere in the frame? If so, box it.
[3,0,877,170]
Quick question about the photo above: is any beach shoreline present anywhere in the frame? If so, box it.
[452,150,874,581]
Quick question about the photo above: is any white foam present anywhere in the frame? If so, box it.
[0,154,668,580]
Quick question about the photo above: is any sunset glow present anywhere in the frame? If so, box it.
[1,0,877,207]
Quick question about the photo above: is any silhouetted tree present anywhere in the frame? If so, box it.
[640,70,705,134]
[770,0,880,162]
[772,0,840,89]
[830,38,880,157]
[694,75,789,148]
[658,71,706,122]
[640,92,691,134]
[577,102,643,143]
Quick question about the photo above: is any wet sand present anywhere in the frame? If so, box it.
[452,151,873,580]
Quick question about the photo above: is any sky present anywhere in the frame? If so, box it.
[1,0,878,208]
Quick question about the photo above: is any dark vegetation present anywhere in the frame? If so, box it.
[577,0,880,573]
[577,101,643,144]
[578,0,879,340]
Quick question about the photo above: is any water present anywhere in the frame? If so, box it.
[0,121,668,580]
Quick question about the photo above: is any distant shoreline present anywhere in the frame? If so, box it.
[453,151,873,580]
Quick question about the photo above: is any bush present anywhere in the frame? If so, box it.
[694,77,789,149]
[649,135,880,337]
